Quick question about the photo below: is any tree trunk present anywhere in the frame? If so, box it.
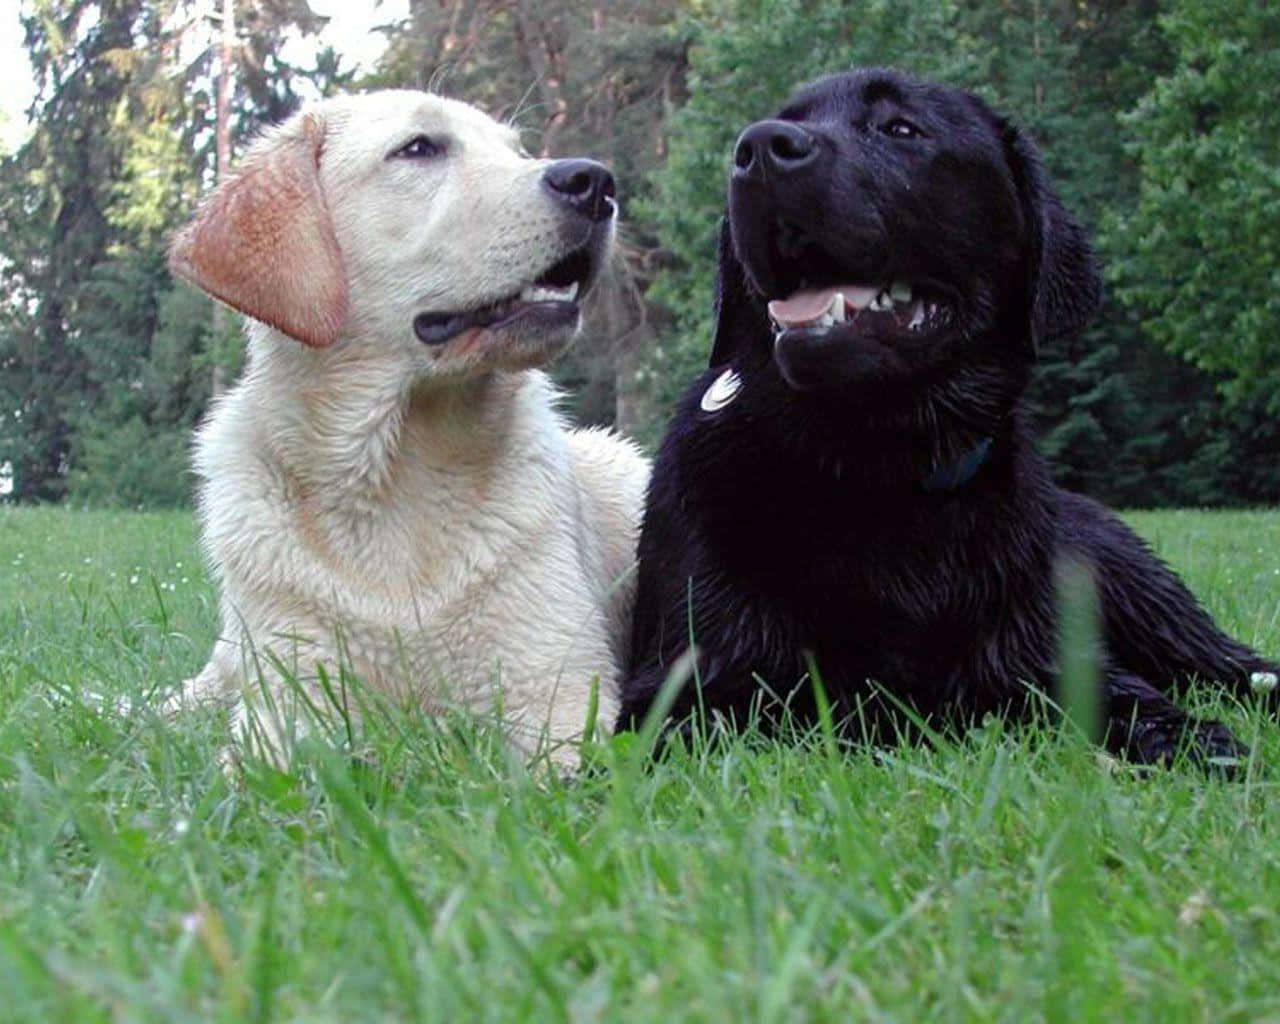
[513,0,567,155]
[211,0,235,398]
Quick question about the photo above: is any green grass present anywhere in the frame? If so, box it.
[1,504,1279,1022]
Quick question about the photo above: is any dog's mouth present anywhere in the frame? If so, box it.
[766,281,953,339]
[413,244,596,347]
[750,220,956,343]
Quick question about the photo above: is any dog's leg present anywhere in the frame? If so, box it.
[1061,492,1278,699]
[1096,547,1279,699]
[1103,670,1247,770]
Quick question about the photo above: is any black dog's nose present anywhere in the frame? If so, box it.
[543,159,616,222]
[733,120,819,181]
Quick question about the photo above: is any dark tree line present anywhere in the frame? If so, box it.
[1,0,1276,507]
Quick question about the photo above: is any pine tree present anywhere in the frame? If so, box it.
[0,0,344,504]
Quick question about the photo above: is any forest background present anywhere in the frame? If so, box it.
[0,0,1276,509]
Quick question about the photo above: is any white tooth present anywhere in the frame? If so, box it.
[829,292,846,321]
[890,281,912,304]
[870,290,893,312]
[520,283,578,303]
[817,312,836,328]
[908,301,926,331]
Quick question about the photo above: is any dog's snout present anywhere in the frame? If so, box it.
[733,120,819,181]
[543,159,616,222]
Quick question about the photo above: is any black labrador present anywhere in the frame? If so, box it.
[620,67,1277,766]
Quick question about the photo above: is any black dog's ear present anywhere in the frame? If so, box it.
[1002,123,1102,351]
[709,216,767,368]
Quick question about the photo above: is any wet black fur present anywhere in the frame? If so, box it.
[619,68,1277,766]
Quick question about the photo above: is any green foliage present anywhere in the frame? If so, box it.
[1,506,1279,1018]
[1107,0,1280,410]
[0,0,344,505]
[1,0,1276,506]
[67,416,193,507]
[0,0,146,502]
[64,253,214,507]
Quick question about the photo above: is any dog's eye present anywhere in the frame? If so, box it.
[393,135,444,160]
[882,118,923,140]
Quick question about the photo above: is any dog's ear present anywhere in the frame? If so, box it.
[1002,123,1102,351]
[708,216,766,368]
[168,112,347,348]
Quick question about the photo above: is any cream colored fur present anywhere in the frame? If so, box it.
[169,91,648,766]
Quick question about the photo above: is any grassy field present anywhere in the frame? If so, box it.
[1,504,1279,1022]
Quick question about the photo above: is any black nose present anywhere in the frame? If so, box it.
[542,159,616,222]
[733,120,818,181]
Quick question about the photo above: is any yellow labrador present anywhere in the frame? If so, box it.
[168,91,648,766]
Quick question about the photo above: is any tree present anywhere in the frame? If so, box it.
[0,0,149,501]
[3,0,1275,507]
[1108,0,1280,411]
[0,0,344,503]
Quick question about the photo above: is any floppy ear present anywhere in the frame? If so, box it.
[1002,123,1102,351]
[708,216,768,368]
[168,112,347,348]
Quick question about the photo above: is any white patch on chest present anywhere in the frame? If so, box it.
[700,368,743,413]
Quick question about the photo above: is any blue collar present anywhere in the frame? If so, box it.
[924,437,993,492]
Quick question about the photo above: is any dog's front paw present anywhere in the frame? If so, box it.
[1121,715,1248,775]
[160,664,235,719]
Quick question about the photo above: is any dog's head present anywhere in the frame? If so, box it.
[713,68,1100,405]
[169,90,616,377]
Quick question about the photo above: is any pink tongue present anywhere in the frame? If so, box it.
[767,285,878,326]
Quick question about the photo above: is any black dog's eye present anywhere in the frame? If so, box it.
[393,135,444,160]
[882,118,924,140]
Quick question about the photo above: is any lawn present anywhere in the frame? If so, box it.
[1,504,1278,1022]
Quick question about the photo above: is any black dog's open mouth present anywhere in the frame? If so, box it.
[767,281,953,338]
[413,244,596,346]
[757,222,954,342]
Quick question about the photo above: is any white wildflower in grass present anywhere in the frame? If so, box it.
[1251,671,1278,695]
[1178,890,1212,928]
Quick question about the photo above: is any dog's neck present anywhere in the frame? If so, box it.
[240,326,538,506]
